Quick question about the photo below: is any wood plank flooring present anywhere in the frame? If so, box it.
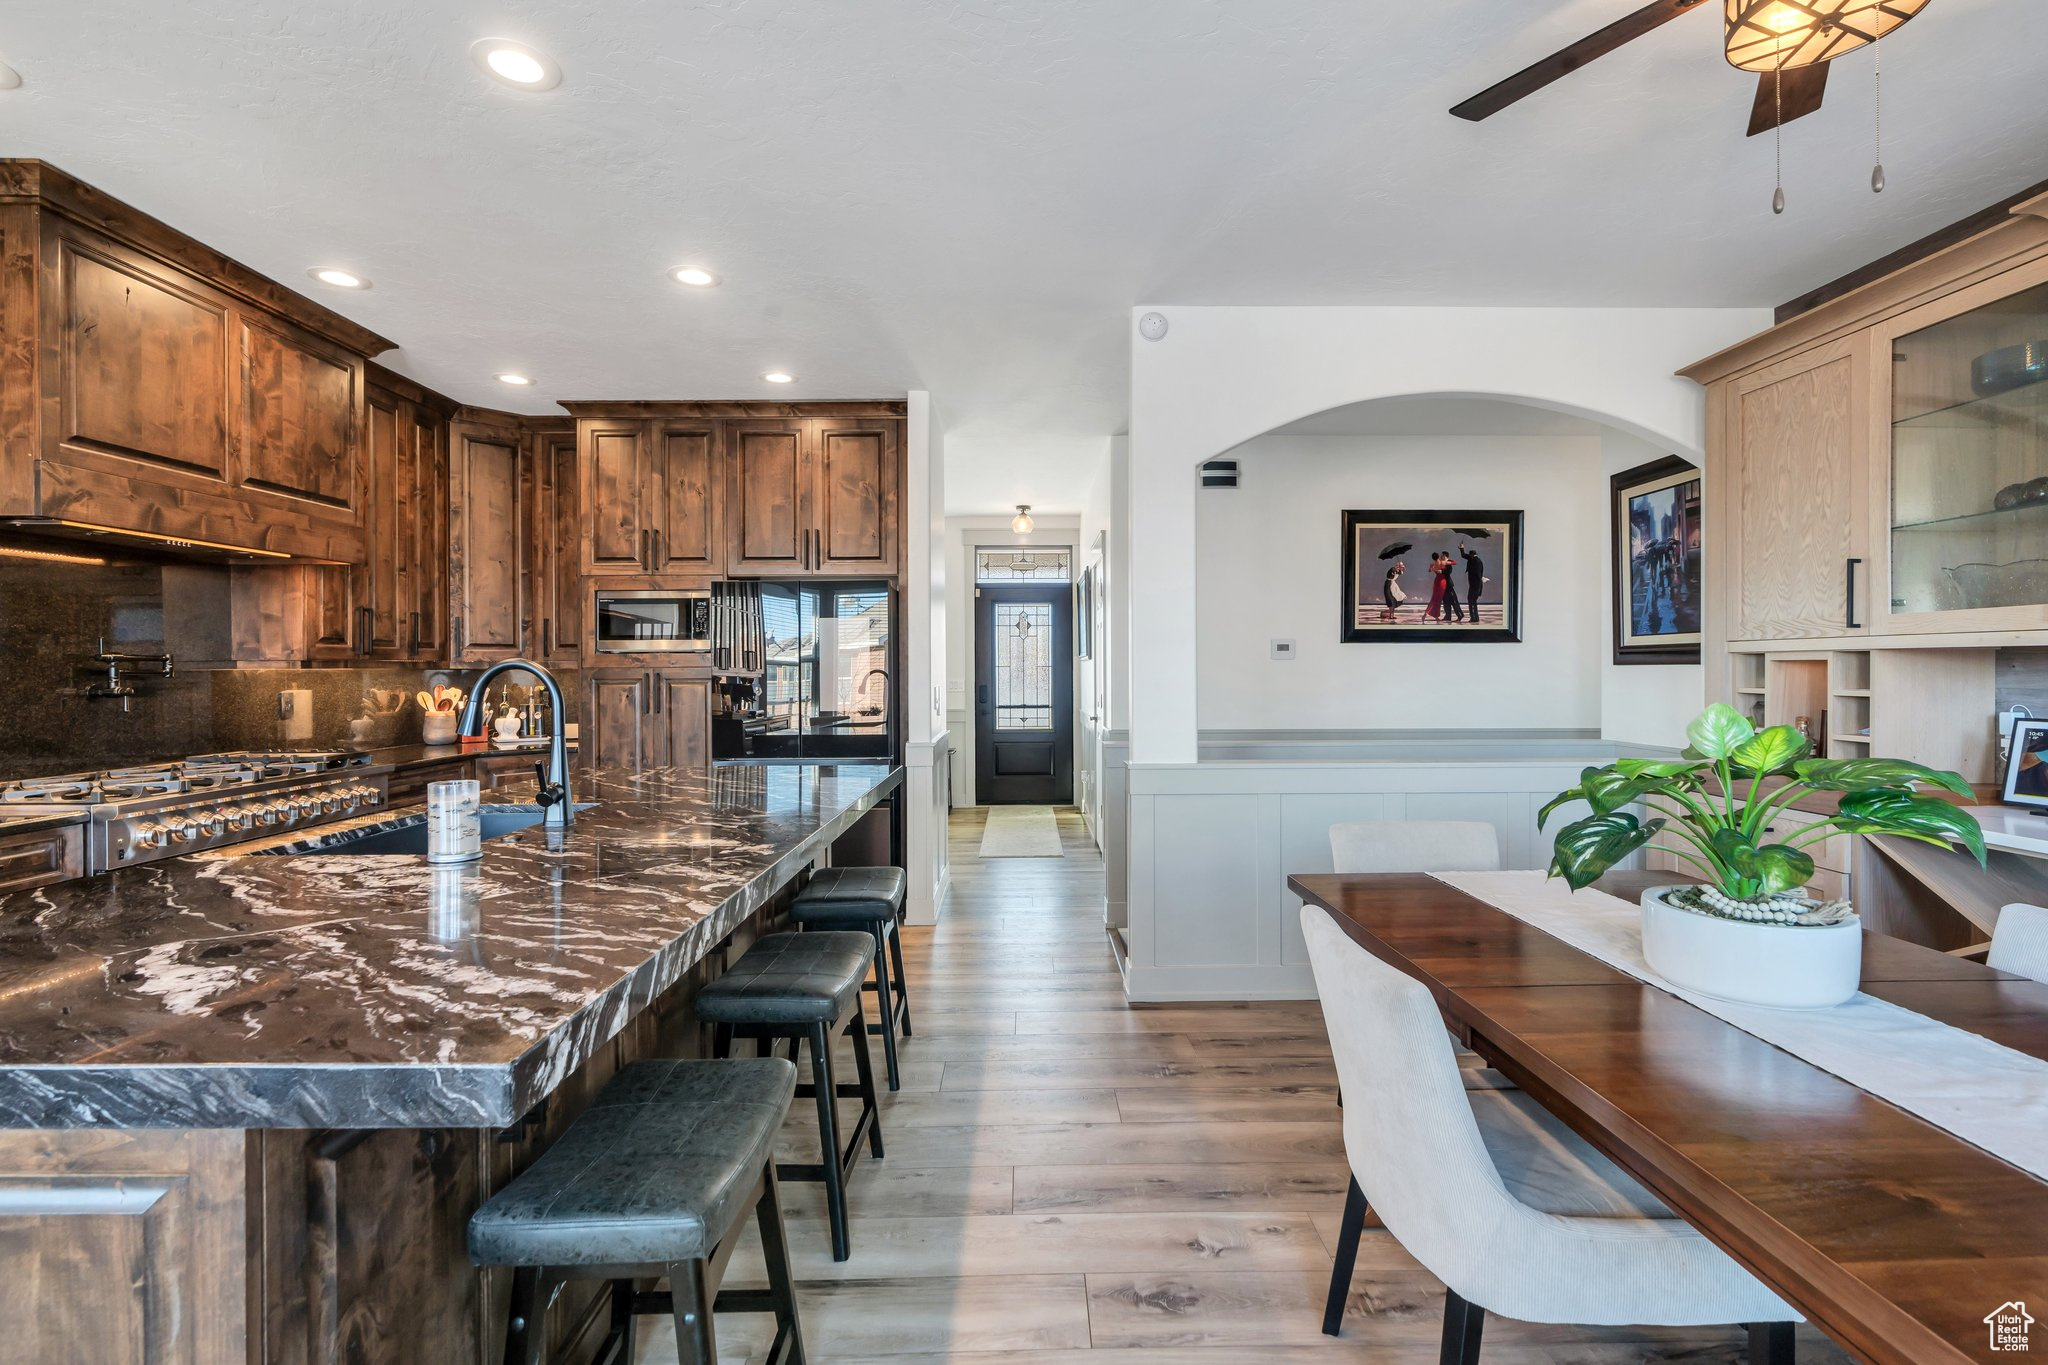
[636,807,1851,1364]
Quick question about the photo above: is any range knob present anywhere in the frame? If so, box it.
[360,787,382,807]
[296,796,319,817]
[166,818,197,844]
[340,787,362,810]
[319,793,340,815]
[130,822,166,851]
[195,812,224,838]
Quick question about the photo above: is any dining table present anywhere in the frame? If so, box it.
[1288,869,2048,1365]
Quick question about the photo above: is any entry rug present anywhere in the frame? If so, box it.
[1434,870,2048,1183]
[978,806,1064,858]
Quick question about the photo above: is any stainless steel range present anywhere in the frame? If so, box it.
[0,751,390,871]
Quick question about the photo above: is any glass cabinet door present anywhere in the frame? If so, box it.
[1889,277,2048,620]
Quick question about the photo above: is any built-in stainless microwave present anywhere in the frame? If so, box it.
[593,587,713,653]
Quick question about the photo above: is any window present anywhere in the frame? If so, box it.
[993,601,1053,731]
[976,546,1071,584]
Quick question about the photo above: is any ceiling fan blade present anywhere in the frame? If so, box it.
[1746,62,1830,136]
[1450,0,1713,122]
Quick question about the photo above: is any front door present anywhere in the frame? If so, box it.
[975,584,1073,804]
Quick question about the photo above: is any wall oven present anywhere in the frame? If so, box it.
[593,587,713,654]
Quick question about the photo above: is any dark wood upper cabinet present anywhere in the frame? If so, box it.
[407,402,449,660]
[580,421,648,574]
[726,419,808,572]
[535,427,581,665]
[235,315,357,509]
[812,418,899,573]
[0,163,392,561]
[58,236,231,479]
[449,414,527,665]
[651,422,720,571]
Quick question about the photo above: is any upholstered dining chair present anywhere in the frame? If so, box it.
[1328,820,1510,1094]
[1990,903,2048,983]
[1301,904,1801,1363]
[1328,820,1501,876]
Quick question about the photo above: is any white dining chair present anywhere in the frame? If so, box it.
[1329,820,1510,1092]
[1301,903,1800,1363]
[1990,903,2048,983]
[1329,820,1501,876]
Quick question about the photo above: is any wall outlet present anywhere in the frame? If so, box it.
[1270,639,1296,660]
[279,688,313,743]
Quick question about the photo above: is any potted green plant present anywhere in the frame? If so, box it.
[1540,703,1986,1008]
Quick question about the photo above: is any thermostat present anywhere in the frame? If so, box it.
[1138,312,1168,341]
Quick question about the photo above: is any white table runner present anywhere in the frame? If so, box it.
[1435,870,2048,1182]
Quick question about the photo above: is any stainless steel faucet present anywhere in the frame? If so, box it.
[459,659,574,828]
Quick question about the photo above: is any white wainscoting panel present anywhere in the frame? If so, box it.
[1125,757,1605,1001]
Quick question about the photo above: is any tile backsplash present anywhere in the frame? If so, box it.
[0,553,577,780]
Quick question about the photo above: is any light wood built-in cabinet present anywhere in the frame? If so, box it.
[1686,191,2048,942]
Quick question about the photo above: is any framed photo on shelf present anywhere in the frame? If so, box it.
[1612,456,1702,665]
[1339,509,1522,644]
[2003,718,2048,809]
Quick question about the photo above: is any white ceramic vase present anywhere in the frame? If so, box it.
[1639,886,1863,1010]
[421,711,460,746]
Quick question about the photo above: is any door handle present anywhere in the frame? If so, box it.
[977,683,989,708]
[410,611,421,657]
[1845,557,1863,630]
[652,530,664,569]
[542,619,551,656]
[654,679,663,715]
[642,671,652,714]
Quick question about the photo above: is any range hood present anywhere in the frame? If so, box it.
[0,518,301,564]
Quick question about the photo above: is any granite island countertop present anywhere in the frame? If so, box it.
[0,762,900,1130]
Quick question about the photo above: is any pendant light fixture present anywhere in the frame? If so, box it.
[1011,504,1035,534]
[1723,1,1928,73]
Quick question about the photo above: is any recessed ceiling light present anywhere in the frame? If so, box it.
[308,267,370,290]
[671,266,719,288]
[496,373,533,386]
[763,372,795,385]
[0,61,21,91]
[470,38,561,91]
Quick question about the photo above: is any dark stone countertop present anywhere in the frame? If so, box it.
[0,762,900,1131]
[0,809,90,838]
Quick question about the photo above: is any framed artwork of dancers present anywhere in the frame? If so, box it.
[1340,509,1523,644]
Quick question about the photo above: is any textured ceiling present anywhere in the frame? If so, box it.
[3,1,2044,513]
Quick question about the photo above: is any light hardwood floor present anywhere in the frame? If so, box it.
[642,808,1849,1364]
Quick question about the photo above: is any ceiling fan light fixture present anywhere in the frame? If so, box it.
[1011,505,1035,534]
[1723,0,1929,72]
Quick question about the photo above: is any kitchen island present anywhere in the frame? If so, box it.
[0,760,901,1365]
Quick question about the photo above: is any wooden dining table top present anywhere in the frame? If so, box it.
[1288,869,2048,1365]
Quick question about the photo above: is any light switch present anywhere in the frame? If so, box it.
[1270,640,1295,661]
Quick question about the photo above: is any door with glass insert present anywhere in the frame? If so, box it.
[1880,262,2048,631]
[974,585,1074,804]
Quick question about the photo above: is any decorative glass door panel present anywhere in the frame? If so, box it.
[1889,276,2048,621]
[993,601,1053,731]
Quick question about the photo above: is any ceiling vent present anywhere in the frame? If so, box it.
[1199,459,1239,490]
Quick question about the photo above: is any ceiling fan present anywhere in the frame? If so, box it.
[1451,0,1929,137]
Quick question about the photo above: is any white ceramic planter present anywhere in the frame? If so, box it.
[1639,887,1863,1010]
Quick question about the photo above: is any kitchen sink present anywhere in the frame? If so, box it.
[255,804,591,856]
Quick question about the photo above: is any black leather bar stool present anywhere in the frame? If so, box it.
[469,1057,805,1365]
[697,931,885,1262]
[791,866,914,1091]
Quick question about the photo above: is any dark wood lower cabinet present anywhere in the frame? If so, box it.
[583,668,710,771]
[0,822,85,892]
[0,950,760,1365]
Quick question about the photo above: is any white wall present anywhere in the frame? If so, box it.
[1599,427,1704,749]
[901,392,952,924]
[1128,305,1773,765]
[1197,431,1605,733]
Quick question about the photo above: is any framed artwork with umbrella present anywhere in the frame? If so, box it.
[1340,509,1523,643]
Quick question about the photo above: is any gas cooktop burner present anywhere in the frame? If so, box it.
[0,751,359,805]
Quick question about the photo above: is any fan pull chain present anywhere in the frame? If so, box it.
[1772,63,1786,215]
[1871,38,1887,194]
